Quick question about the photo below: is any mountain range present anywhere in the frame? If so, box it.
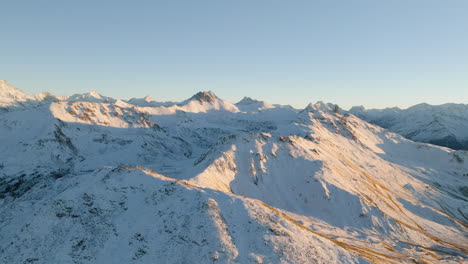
[350,104,468,151]
[0,80,467,263]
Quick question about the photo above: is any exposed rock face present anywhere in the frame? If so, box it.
[190,91,218,103]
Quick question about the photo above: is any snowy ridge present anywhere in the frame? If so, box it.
[0,80,58,107]
[0,80,30,102]
[0,81,467,263]
[67,91,116,104]
[126,96,157,107]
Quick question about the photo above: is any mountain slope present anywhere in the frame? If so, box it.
[0,82,467,263]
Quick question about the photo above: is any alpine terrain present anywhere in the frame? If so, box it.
[350,104,468,151]
[0,80,467,264]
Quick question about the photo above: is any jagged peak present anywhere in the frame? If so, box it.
[189,91,219,103]
[303,103,314,111]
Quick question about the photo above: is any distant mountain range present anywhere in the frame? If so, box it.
[349,103,468,150]
[3,79,467,151]
[1,80,467,263]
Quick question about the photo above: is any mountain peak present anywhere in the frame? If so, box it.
[407,103,432,111]
[143,95,154,102]
[235,96,276,112]
[67,90,115,103]
[303,101,340,114]
[88,90,102,99]
[349,105,366,112]
[0,80,18,92]
[0,80,30,101]
[190,91,218,103]
[178,91,239,112]
[0,79,9,88]
[126,96,158,106]
[236,97,260,105]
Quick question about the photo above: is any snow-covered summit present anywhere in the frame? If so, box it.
[126,96,177,108]
[67,90,116,103]
[127,95,154,105]
[0,80,59,107]
[235,97,274,112]
[185,91,218,104]
[236,96,260,105]
[303,101,341,114]
[0,80,30,103]
[174,91,239,113]
[349,105,365,112]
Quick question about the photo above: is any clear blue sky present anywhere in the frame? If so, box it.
[1,0,467,109]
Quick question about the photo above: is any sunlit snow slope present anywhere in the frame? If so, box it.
[1,81,467,264]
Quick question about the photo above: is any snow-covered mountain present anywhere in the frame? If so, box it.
[350,103,468,150]
[0,80,30,102]
[1,81,467,263]
[0,80,57,107]
[235,97,275,112]
[67,91,116,104]
[126,96,158,107]
[177,91,240,113]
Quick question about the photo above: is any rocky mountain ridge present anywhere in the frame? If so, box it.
[0,81,467,263]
